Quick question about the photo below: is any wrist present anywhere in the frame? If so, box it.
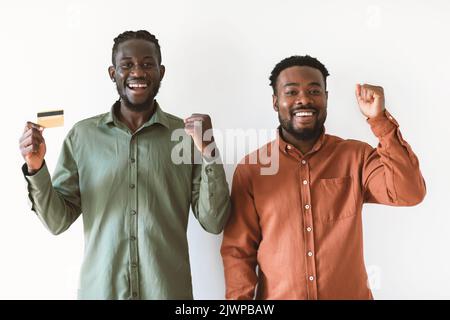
[27,161,44,175]
[201,140,219,161]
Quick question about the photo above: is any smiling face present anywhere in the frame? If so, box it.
[273,66,328,141]
[108,39,165,112]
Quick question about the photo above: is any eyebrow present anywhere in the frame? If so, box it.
[119,56,154,61]
[283,81,323,87]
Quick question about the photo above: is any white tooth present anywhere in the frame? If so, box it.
[295,111,313,117]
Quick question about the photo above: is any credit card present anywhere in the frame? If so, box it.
[37,110,64,128]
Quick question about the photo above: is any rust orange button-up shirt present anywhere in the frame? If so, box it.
[221,111,426,300]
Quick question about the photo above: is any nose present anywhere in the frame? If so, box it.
[295,90,314,105]
[130,64,146,77]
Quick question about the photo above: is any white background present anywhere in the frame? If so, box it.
[0,0,449,299]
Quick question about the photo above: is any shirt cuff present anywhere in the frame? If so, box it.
[367,109,399,137]
[22,162,52,212]
[201,156,226,181]
[22,161,51,185]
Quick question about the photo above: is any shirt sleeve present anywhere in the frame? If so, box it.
[191,144,231,234]
[220,164,261,300]
[362,110,426,206]
[23,130,82,235]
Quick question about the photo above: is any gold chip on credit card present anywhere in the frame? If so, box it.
[37,110,64,128]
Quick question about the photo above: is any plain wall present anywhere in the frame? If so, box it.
[0,0,449,299]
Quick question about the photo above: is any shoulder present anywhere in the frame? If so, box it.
[234,139,276,176]
[66,112,109,140]
[325,133,372,153]
[161,110,185,130]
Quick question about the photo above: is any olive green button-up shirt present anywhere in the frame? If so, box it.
[23,102,231,300]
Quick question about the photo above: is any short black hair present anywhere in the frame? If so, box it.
[112,30,162,66]
[269,55,329,94]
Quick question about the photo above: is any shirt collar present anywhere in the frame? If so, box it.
[277,126,327,156]
[98,100,171,129]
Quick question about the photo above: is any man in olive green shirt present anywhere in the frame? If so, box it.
[19,30,230,299]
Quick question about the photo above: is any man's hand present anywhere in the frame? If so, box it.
[184,113,216,158]
[355,84,385,119]
[19,122,46,174]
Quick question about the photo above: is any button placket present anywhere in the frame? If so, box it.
[129,134,139,299]
[300,158,318,300]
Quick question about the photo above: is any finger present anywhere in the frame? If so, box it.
[22,144,38,156]
[184,117,205,123]
[20,134,44,150]
[184,121,205,128]
[358,86,365,101]
[19,128,33,143]
[190,113,206,117]
[23,124,31,134]
[28,132,45,148]
[362,87,368,101]
[362,84,378,100]
[184,127,194,136]
[184,123,202,132]
[372,86,383,98]
[21,143,39,156]
[362,84,381,92]
[20,127,44,144]
[20,129,43,146]
[355,84,362,99]
[367,88,375,101]
[19,135,33,149]
[361,86,371,101]
[26,121,44,131]
[184,116,206,123]
[20,132,43,148]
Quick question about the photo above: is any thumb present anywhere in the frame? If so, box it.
[355,84,363,100]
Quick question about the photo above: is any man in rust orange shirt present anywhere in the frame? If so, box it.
[220,55,426,300]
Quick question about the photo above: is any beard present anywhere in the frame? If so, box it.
[118,80,161,112]
[278,110,326,141]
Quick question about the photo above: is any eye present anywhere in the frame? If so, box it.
[142,63,154,69]
[285,90,298,96]
[309,89,322,95]
[120,62,133,69]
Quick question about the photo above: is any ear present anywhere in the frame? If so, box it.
[108,66,116,82]
[272,94,279,112]
[159,65,166,81]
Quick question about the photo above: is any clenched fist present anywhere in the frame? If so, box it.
[19,122,46,174]
[355,84,385,119]
[184,113,216,158]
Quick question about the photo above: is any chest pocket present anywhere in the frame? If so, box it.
[313,176,357,223]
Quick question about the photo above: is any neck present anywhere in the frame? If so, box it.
[280,128,321,155]
[117,100,156,133]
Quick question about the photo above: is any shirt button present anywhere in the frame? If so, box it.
[130,184,135,189]
[309,276,314,281]
[307,251,313,257]
[132,292,138,298]
[130,210,136,215]
[130,236,136,241]
[131,263,137,268]
[306,227,312,232]
[305,204,310,210]
[130,158,135,163]
[302,180,308,185]
[301,160,307,165]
